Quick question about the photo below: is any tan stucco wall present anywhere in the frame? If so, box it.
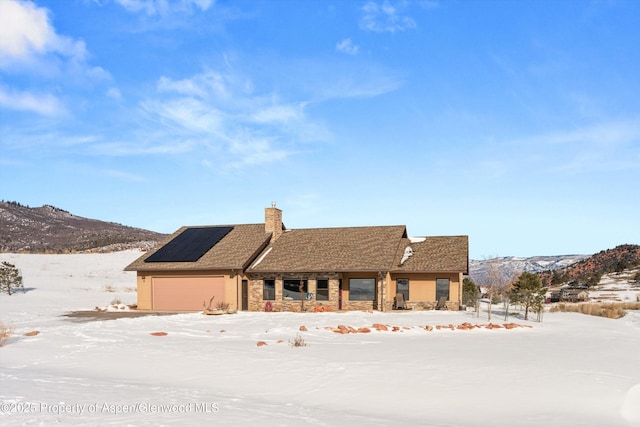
[390,272,462,309]
[135,270,240,311]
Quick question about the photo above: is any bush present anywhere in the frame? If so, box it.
[0,321,12,347]
[549,302,640,319]
[289,333,308,348]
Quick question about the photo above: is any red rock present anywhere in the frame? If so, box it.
[256,341,267,346]
[425,325,433,331]
[357,327,371,333]
[23,330,40,337]
[348,326,357,334]
[299,326,308,331]
[150,332,168,336]
[372,323,388,331]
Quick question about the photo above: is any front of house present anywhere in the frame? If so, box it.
[125,204,468,312]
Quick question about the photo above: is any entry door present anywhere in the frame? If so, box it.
[241,280,248,311]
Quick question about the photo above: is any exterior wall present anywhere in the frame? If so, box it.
[135,270,240,311]
[248,273,344,312]
[389,272,462,310]
[137,269,464,312]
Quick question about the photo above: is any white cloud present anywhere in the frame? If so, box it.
[360,1,416,33]
[106,87,122,100]
[336,38,359,55]
[157,72,228,100]
[0,0,88,67]
[115,0,214,16]
[0,85,67,116]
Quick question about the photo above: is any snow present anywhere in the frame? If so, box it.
[1,251,640,426]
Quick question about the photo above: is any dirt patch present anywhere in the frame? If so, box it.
[62,310,182,323]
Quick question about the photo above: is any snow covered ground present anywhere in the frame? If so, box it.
[589,268,640,303]
[1,251,639,426]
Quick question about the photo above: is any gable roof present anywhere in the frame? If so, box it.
[247,225,408,273]
[124,224,271,271]
[392,236,469,274]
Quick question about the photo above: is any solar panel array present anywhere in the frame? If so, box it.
[145,226,234,263]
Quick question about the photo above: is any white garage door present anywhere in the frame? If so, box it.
[152,276,225,311]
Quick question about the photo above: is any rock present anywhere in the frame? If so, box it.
[425,325,433,331]
[256,341,267,346]
[150,332,168,336]
[23,330,40,337]
[357,327,371,333]
[299,326,308,331]
[372,323,388,331]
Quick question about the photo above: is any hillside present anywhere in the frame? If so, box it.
[0,201,166,253]
[469,254,590,284]
[538,244,640,288]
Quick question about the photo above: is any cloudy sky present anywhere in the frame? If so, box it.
[1,0,639,259]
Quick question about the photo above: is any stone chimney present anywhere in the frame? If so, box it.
[265,202,283,241]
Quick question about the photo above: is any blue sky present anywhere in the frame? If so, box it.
[1,0,639,259]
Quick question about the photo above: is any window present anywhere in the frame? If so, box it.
[349,278,376,301]
[396,278,409,301]
[283,279,308,300]
[316,279,329,301]
[263,279,275,300]
[436,278,450,301]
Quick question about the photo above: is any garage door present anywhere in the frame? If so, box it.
[152,276,225,311]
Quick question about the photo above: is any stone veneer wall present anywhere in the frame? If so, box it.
[386,300,460,311]
[248,273,461,312]
[248,273,341,312]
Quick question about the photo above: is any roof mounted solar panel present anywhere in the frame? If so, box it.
[145,226,234,263]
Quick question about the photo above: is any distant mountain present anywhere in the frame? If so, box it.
[538,244,640,288]
[469,254,590,284]
[0,201,167,253]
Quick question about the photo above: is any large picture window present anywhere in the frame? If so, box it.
[396,278,409,301]
[263,279,275,300]
[349,278,376,301]
[436,278,450,301]
[283,279,308,300]
[316,278,329,301]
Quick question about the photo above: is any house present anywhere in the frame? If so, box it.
[560,288,589,302]
[125,204,469,312]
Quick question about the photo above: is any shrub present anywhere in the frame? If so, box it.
[289,333,308,348]
[215,301,230,311]
[0,321,12,347]
[549,302,639,319]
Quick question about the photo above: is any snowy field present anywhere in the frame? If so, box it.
[1,251,639,427]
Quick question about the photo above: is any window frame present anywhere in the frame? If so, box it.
[396,278,409,301]
[436,278,450,301]
[316,278,329,301]
[283,278,308,301]
[348,278,376,301]
[263,278,275,301]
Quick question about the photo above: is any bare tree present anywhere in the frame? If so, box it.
[480,257,518,321]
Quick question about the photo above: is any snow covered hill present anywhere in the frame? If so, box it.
[469,254,589,283]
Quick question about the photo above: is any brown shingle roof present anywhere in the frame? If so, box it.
[248,226,408,273]
[124,224,271,271]
[392,236,469,274]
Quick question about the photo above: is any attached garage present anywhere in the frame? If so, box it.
[151,276,225,311]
